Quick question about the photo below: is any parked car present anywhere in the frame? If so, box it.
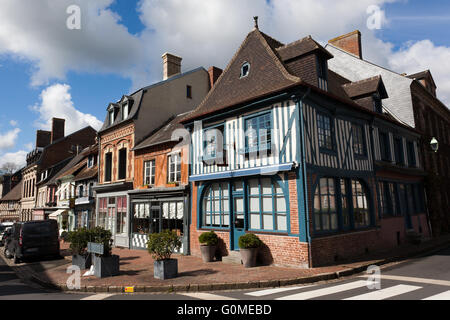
[0,222,14,246]
[4,220,60,264]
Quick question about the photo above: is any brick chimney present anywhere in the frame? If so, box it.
[36,130,51,148]
[162,53,182,80]
[51,118,65,143]
[328,30,363,59]
[208,66,223,90]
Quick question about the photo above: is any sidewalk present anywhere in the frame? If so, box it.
[3,234,450,294]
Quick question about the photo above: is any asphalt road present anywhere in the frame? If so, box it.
[0,246,449,300]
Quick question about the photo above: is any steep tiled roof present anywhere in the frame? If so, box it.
[341,76,387,99]
[73,165,97,182]
[277,36,333,61]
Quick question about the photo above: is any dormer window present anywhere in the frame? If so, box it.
[240,62,250,78]
[373,94,383,113]
[109,110,115,125]
[317,56,328,91]
[122,102,129,120]
[87,155,94,168]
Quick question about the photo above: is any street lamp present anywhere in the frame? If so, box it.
[430,137,439,153]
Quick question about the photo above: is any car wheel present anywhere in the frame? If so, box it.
[4,247,12,259]
[13,252,20,264]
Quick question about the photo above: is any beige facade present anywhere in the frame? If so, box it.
[20,165,37,221]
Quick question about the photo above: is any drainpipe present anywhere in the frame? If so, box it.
[294,88,312,268]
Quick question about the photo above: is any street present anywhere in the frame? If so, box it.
[0,246,449,300]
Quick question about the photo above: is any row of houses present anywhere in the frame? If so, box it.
[1,24,449,267]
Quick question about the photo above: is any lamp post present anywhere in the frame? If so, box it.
[430,137,439,153]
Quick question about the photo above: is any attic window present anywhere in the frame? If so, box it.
[240,62,250,78]
[109,110,115,125]
[122,102,129,120]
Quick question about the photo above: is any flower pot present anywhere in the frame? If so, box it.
[72,254,92,270]
[93,254,120,278]
[240,248,258,268]
[154,259,178,280]
[200,245,216,263]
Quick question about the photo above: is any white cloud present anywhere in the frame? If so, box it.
[0,128,20,150]
[388,40,450,106]
[0,150,28,168]
[9,120,18,127]
[32,83,103,134]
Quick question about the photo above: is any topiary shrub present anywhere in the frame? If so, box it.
[60,231,69,242]
[67,228,90,255]
[238,233,262,249]
[198,231,219,246]
[147,230,181,261]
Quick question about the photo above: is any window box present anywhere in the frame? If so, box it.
[167,181,179,187]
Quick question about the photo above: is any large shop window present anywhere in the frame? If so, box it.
[313,178,371,233]
[98,198,108,229]
[202,182,230,228]
[245,112,272,154]
[144,160,156,186]
[248,178,287,232]
[133,201,184,235]
[317,114,333,150]
[162,202,184,236]
[168,153,181,183]
[116,196,127,234]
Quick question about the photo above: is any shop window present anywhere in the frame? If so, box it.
[245,112,272,155]
[98,198,108,229]
[379,181,400,217]
[313,178,338,232]
[351,180,370,228]
[116,196,127,234]
[144,160,156,186]
[248,178,287,232]
[202,182,230,228]
[162,201,184,236]
[317,113,333,151]
[340,179,350,228]
[168,153,181,183]
[133,203,150,234]
[118,148,127,180]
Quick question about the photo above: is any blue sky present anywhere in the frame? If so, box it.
[0,0,449,169]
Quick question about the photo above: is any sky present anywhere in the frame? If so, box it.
[1,0,450,169]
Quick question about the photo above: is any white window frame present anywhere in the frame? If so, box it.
[144,159,156,186]
[168,153,181,183]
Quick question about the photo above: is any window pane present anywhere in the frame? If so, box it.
[250,213,260,229]
[263,214,273,230]
[261,178,272,194]
[277,215,287,231]
[249,197,260,212]
[262,196,272,212]
[235,197,244,211]
[249,179,259,195]
[275,196,286,212]
[223,214,230,227]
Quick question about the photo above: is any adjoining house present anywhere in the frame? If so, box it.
[0,180,23,223]
[21,118,97,222]
[94,52,220,248]
[326,30,450,236]
[181,21,429,267]
[128,112,193,253]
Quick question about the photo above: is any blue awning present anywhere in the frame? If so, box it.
[189,163,295,182]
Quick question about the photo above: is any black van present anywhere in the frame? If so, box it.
[4,220,60,264]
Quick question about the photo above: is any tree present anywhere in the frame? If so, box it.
[0,162,19,174]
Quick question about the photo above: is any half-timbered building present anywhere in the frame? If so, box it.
[182,21,429,267]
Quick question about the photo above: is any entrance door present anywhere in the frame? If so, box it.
[232,196,246,251]
[150,204,161,234]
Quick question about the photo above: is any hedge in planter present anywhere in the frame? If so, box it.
[90,227,120,278]
[147,230,181,280]
[67,228,91,270]
[238,233,262,268]
[199,231,219,263]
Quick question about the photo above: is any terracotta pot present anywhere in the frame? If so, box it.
[200,245,216,262]
[240,248,258,268]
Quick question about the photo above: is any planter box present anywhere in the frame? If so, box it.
[93,254,120,278]
[200,245,216,263]
[154,259,178,280]
[72,254,92,270]
[240,248,258,268]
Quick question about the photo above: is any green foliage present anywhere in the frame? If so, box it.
[60,231,69,242]
[62,220,68,231]
[238,233,262,249]
[89,227,113,257]
[147,230,182,261]
[67,228,90,255]
[198,231,219,246]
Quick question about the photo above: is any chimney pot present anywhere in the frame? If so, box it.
[328,30,363,59]
[162,53,182,80]
[208,66,223,89]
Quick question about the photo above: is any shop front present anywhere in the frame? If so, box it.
[128,186,189,254]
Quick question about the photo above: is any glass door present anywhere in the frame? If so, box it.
[231,181,246,251]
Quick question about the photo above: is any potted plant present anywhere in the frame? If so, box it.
[167,181,180,187]
[198,231,218,262]
[238,233,262,268]
[91,227,120,278]
[67,228,91,270]
[147,230,181,280]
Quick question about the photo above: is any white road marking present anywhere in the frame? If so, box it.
[246,285,315,297]
[276,280,368,300]
[344,285,421,300]
[423,290,450,300]
[179,293,237,300]
[81,294,116,300]
[359,275,450,287]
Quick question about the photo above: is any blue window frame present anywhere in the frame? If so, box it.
[352,124,366,156]
[244,112,272,154]
[202,182,230,228]
[317,113,333,151]
[247,178,287,232]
